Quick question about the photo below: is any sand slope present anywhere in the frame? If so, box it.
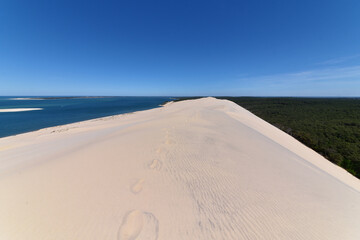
[0,97,359,240]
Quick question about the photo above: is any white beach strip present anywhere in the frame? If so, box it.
[8,98,43,100]
[0,108,43,112]
[0,97,359,240]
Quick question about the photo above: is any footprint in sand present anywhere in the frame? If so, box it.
[165,138,175,145]
[156,147,162,154]
[118,210,159,240]
[131,179,145,194]
[149,159,162,170]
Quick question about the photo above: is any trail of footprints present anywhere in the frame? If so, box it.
[148,128,175,171]
[118,128,174,240]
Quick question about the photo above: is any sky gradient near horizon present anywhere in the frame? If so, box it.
[1,0,360,96]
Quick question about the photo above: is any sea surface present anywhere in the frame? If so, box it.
[0,96,172,138]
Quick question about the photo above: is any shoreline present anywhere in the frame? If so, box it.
[0,106,159,140]
[0,101,169,139]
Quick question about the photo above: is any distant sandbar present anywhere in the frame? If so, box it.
[10,96,112,100]
[0,108,43,112]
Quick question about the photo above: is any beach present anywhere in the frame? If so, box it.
[0,97,359,239]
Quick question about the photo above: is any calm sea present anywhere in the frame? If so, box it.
[0,96,173,138]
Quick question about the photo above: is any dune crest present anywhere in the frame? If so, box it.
[0,97,359,239]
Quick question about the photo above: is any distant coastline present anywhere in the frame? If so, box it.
[0,96,171,138]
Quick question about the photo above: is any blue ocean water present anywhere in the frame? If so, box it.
[0,96,172,138]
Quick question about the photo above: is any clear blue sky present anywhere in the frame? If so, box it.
[1,0,360,96]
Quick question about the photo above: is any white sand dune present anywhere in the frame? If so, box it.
[0,97,359,240]
[0,108,43,112]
